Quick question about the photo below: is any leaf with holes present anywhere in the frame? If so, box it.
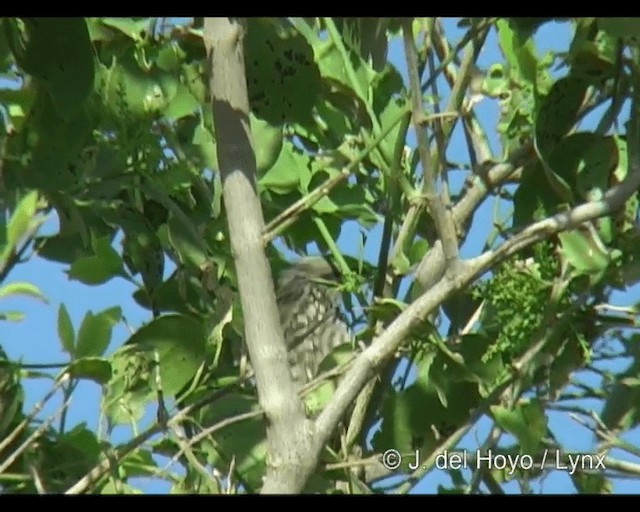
[22,92,92,191]
[245,18,321,125]
[8,18,94,120]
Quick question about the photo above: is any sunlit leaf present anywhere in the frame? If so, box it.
[75,306,122,358]
[57,303,75,354]
[0,281,47,303]
[65,357,112,384]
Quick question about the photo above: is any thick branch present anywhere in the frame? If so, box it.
[203,17,313,494]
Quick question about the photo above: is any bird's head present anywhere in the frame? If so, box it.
[276,256,342,310]
[278,256,340,288]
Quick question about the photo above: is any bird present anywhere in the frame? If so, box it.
[275,256,351,386]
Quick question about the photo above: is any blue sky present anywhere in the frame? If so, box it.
[2,18,639,494]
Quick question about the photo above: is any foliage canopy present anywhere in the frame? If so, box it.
[1,17,640,494]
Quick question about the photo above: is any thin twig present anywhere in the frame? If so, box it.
[466,425,503,494]
[65,384,240,495]
[157,409,264,477]
[262,107,411,242]
[28,463,47,494]
[0,396,71,474]
[0,373,70,455]
[401,18,460,271]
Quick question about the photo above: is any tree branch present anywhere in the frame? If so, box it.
[415,143,533,291]
[315,145,640,457]
[203,17,314,494]
[402,19,461,272]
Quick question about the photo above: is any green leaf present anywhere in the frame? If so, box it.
[167,215,208,270]
[408,239,430,266]
[245,18,321,124]
[252,114,284,174]
[65,357,112,384]
[118,449,157,478]
[507,18,567,40]
[334,18,390,72]
[143,182,208,272]
[0,20,12,69]
[371,384,441,462]
[22,92,92,191]
[190,121,218,170]
[571,471,612,494]
[315,36,375,107]
[259,139,312,193]
[0,357,23,438]
[0,87,36,133]
[534,75,589,204]
[40,424,101,491]
[122,314,206,396]
[132,269,205,316]
[597,17,640,40]
[558,229,610,274]
[0,311,25,322]
[490,400,547,454]
[367,296,407,323]
[535,75,588,156]
[575,136,618,202]
[75,306,122,358]
[181,62,206,104]
[68,235,124,285]
[163,84,200,121]
[99,57,178,120]
[391,251,411,276]
[453,334,505,390]
[308,169,377,224]
[99,18,150,41]
[496,19,539,89]
[12,18,94,120]
[6,190,39,250]
[513,160,563,227]
[156,42,185,73]
[304,343,354,415]
[102,351,152,425]
[199,392,267,492]
[601,360,640,432]
[57,303,75,354]
[0,281,47,303]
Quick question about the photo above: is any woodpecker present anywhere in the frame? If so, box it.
[276,256,350,385]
